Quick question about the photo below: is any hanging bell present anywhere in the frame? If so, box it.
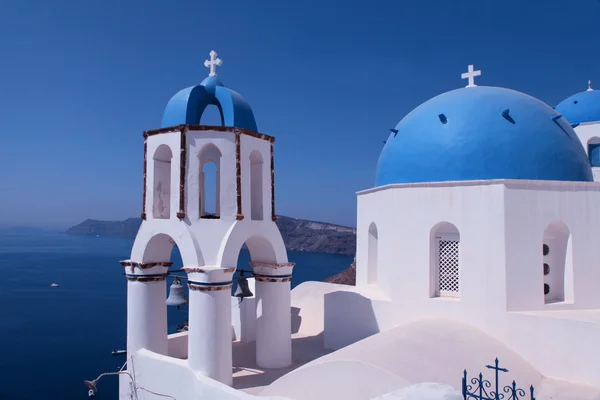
[234,271,254,299]
[166,277,188,307]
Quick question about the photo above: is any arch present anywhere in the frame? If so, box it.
[130,221,204,267]
[250,150,264,221]
[367,222,378,284]
[153,145,173,219]
[542,221,573,304]
[199,104,225,126]
[198,143,222,218]
[217,222,288,269]
[587,137,600,167]
[429,222,460,298]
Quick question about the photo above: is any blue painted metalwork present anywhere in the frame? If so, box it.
[376,86,593,186]
[462,358,535,400]
[161,76,258,131]
[589,143,600,167]
[556,89,600,125]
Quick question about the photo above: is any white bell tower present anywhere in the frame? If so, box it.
[120,51,294,392]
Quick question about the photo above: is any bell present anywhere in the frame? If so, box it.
[234,271,254,299]
[166,277,188,307]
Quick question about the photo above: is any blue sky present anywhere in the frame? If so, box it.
[0,0,599,229]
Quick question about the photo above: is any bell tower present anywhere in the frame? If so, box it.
[121,51,294,390]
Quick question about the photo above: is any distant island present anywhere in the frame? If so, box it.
[65,215,356,255]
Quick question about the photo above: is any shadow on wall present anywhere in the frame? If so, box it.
[292,307,301,334]
[233,333,330,391]
[324,291,379,350]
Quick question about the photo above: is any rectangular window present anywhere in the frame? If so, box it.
[437,235,460,297]
[588,143,600,167]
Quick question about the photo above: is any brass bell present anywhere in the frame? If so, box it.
[234,270,253,299]
[166,277,188,307]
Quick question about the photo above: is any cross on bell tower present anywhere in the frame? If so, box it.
[461,64,482,88]
[204,50,223,77]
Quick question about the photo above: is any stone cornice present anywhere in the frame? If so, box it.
[143,125,275,143]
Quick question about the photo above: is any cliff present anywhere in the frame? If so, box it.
[65,215,356,255]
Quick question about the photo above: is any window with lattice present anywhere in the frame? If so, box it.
[437,236,460,297]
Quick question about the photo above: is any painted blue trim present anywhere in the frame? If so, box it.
[188,280,232,287]
[126,273,168,278]
[589,143,600,167]
[253,273,293,279]
[161,76,258,131]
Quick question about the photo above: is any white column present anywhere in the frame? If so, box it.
[251,262,295,369]
[122,261,170,356]
[185,267,234,386]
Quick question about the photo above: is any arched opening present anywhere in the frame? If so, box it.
[153,145,173,219]
[250,150,264,221]
[367,222,378,284]
[140,233,188,359]
[430,222,460,298]
[198,144,222,219]
[587,137,600,167]
[200,104,224,126]
[542,221,573,304]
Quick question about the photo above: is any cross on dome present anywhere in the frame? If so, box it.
[204,50,223,77]
[588,79,593,91]
[461,64,482,88]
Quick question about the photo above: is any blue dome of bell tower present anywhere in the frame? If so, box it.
[161,50,258,131]
[376,86,593,186]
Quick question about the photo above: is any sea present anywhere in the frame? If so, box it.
[0,231,352,400]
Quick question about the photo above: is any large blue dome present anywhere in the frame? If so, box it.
[376,86,593,186]
[555,89,600,126]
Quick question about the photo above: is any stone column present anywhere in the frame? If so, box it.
[120,260,172,357]
[251,262,295,369]
[185,266,235,386]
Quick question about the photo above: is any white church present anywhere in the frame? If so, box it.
[89,51,600,399]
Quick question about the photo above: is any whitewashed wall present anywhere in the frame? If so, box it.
[339,179,600,387]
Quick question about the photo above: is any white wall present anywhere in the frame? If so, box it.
[347,179,600,387]
[119,350,294,400]
[167,332,188,360]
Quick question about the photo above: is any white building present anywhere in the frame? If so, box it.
[112,56,600,400]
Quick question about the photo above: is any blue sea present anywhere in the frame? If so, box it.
[0,232,352,399]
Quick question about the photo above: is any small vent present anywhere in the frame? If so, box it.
[574,100,578,104]
[544,284,550,295]
[438,114,448,124]
[543,263,550,275]
[543,244,549,256]
[502,109,515,124]
[439,239,459,294]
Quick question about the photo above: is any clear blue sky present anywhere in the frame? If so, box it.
[1,0,599,229]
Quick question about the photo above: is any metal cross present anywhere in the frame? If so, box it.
[204,50,223,77]
[461,64,482,88]
[588,79,593,91]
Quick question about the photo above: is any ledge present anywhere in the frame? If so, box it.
[143,124,275,143]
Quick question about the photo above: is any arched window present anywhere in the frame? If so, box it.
[153,145,173,219]
[250,150,264,221]
[367,222,378,284]
[430,222,460,298]
[198,144,222,219]
[542,221,573,304]
[587,137,600,167]
[199,104,224,126]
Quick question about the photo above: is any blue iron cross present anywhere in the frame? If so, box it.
[462,358,535,400]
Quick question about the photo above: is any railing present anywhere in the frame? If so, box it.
[462,358,535,400]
